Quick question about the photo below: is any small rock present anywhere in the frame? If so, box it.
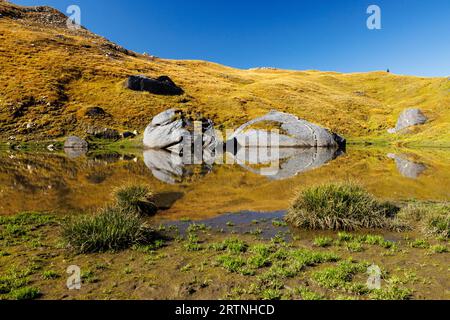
[8,136,16,141]
[95,128,120,140]
[387,128,396,134]
[47,144,55,151]
[64,136,88,149]
[85,106,106,117]
[124,75,183,95]
[122,131,136,139]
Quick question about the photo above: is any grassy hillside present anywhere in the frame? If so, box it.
[0,1,449,146]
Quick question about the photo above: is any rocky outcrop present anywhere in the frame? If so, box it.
[143,109,189,151]
[124,75,183,95]
[229,111,346,148]
[143,109,219,156]
[388,108,428,133]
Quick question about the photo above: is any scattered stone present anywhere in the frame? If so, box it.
[47,144,55,151]
[64,136,88,149]
[86,127,121,140]
[124,75,183,95]
[85,106,106,117]
[8,136,16,141]
[387,128,397,134]
[95,128,120,140]
[388,108,428,133]
[122,131,135,139]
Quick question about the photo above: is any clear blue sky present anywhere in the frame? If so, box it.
[12,0,450,76]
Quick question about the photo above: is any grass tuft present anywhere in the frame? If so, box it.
[286,183,401,231]
[8,287,40,300]
[313,236,333,247]
[62,207,154,253]
[312,260,368,290]
[398,203,449,239]
[114,185,157,215]
[369,286,412,300]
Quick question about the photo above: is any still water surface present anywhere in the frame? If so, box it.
[0,147,449,219]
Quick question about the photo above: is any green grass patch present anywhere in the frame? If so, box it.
[81,270,99,284]
[217,254,246,273]
[313,237,333,247]
[295,287,325,300]
[429,244,448,254]
[290,249,340,267]
[409,239,430,249]
[186,223,209,233]
[369,286,412,300]
[312,260,369,290]
[272,220,287,227]
[184,234,203,252]
[346,241,364,252]
[0,267,38,300]
[208,238,248,253]
[42,270,60,280]
[8,287,40,300]
[247,254,271,269]
[261,289,282,300]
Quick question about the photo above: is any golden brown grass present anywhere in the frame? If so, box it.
[0,1,449,146]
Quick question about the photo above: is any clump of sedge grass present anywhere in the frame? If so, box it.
[286,183,401,231]
[62,207,153,253]
[397,202,449,239]
[114,185,157,215]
